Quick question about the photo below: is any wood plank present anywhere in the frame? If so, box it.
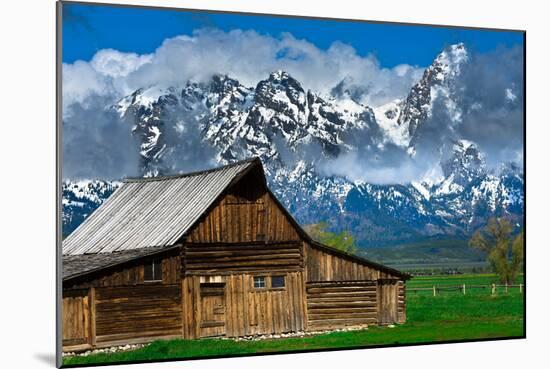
[88,287,96,346]
[192,278,203,331]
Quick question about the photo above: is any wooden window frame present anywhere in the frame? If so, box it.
[144,258,163,283]
[270,275,286,289]
[252,274,286,290]
[253,276,266,289]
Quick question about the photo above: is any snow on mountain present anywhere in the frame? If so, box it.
[374,43,469,150]
[373,100,409,147]
[62,180,121,236]
[62,43,524,247]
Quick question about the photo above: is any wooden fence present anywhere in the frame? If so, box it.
[409,283,524,296]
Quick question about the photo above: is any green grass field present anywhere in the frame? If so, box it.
[63,274,524,367]
[408,273,524,289]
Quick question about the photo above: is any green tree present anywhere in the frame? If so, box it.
[303,222,357,254]
[469,218,524,284]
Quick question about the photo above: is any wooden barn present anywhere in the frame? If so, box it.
[62,158,409,351]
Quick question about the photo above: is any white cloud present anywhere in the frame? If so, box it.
[62,50,152,117]
[62,60,109,114]
[319,150,439,185]
[505,87,517,102]
[62,28,425,116]
[90,49,153,78]
[61,31,523,182]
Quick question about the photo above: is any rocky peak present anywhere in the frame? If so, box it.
[441,139,485,185]
[398,43,469,141]
[208,74,251,103]
[432,43,468,81]
[254,70,307,116]
[210,74,239,92]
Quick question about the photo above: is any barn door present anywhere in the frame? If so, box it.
[378,280,398,325]
[199,283,226,337]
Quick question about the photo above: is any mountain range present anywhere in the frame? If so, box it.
[62,43,524,247]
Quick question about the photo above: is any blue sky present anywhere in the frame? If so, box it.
[62,2,524,67]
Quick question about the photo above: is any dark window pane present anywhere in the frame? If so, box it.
[144,258,162,281]
[144,262,153,281]
[153,259,162,280]
[253,276,266,288]
[271,275,285,288]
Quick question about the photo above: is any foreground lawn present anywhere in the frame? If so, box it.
[64,275,524,366]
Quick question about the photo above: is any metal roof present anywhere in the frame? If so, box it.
[63,246,178,280]
[62,158,259,255]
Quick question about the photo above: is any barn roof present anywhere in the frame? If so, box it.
[63,246,178,280]
[62,158,261,256]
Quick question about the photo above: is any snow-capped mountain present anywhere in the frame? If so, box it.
[374,43,468,151]
[62,43,524,247]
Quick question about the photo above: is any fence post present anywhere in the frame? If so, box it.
[492,283,496,295]
[433,285,437,297]
[505,282,508,293]
[462,284,466,295]
[519,283,523,293]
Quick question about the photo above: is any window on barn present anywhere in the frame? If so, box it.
[253,276,266,289]
[271,275,285,288]
[144,258,162,282]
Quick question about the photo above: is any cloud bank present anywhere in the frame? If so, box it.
[455,46,524,169]
[409,45,524,172]
[62,29,524,184]
[319,45,524,184]
[62,28,426,180]
[63,28,424,115]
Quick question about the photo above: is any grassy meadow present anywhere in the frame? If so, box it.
[63,273,524,367]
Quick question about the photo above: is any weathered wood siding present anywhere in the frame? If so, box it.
[181,272,307,338]
[377,280,399,325]
[305,244,399,282]
[183,242,303,275]
[94,284,182,344]
[64,251,181,289]
[235,272,307,336]
[187,183,300,244]
[306,281,377,330]
[62,289,90,347]
[197,282,226,337]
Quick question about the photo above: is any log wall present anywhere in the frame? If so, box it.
[183,242,303,275]
[306,281,378,331]
[94,284,182,344]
